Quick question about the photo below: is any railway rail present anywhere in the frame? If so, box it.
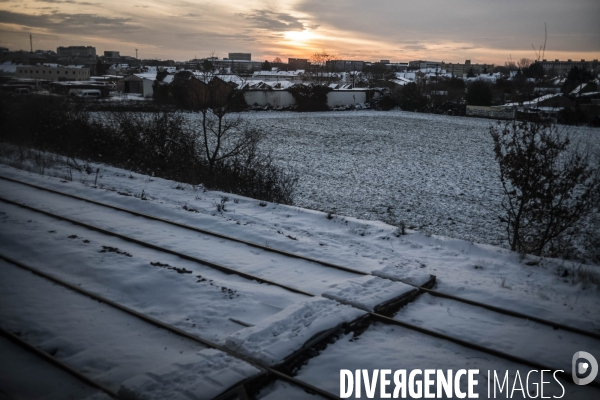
[1,187,599,393]
[0,254,336,400]
[0,324,120,399]
[4,251,599,400]
[1,174,598,340]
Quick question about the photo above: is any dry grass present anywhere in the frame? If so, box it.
[569,263,600,288]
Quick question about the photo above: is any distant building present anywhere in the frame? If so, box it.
[34,50,57,56]
[16,64,90,81]
[228,53,251,61]
[288,58,310,71]
[535,59,599,76]
[409,60,443,70]
[382,62,408,71]
[214,59,262,73]
[117,73,156,97]
[443,60,494,76]
[466,105,515,120]
[104,51,120,58]
[0,60,20,78]
[252,70,305,81]
[0,50,49,66]
[326,60,365,72]
[57,46,96,58]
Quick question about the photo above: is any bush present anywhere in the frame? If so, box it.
[370,88,397,111]
[466,81,493,106]
[0,94,298,204]
[490,120,600,256]
[399,83,428,112]
[288,84,332,111]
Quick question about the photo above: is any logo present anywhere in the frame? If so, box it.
[572,351,598,385]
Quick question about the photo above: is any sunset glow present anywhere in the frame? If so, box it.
[0,0,597,64]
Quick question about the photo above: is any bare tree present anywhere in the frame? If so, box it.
[490,120,600,256]
[504,55,517,71]
[190,72,259,173]
[517,58,533,70]
[310,50,339,84]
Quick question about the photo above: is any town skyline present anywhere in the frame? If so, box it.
[1,0,599,64]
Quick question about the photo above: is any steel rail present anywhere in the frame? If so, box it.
[2,174,598,341]
[0,325,122,399]
[0,174,364,275]
[0,254,340,400]
[369,313,600,390]
[2,184,600,391]
[0,196,313,298]
[3,251,596,394]
[418,287,600,340]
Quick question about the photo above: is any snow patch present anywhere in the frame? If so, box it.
[224,297,365,365]
[372,264,433,287]
[117,348,261,400]
[322,275,416,312]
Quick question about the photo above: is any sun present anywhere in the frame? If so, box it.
[283,30,314,46]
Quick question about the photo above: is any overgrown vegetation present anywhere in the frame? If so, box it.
[490,120,600,257]
[0,94,298,204]
[369,88,397,111]
[466,80,493,106]
[288,84,332,111]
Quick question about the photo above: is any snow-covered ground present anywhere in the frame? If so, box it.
[239,110,600,253]
[0,142,599,399]
[295,323,600,399]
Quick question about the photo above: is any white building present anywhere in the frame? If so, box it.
[16,64,90,81]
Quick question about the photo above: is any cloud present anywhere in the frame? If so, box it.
[294,0,600,54]
[34,0,100,5]
[401,44,428,51]
[0,10,137,34]
[240,10,304,32]
[1,0,597,63]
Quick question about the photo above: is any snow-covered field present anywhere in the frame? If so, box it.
[1,122,599,399]
[238,110,600,251]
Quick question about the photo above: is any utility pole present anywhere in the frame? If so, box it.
[30,34,33,53]
[135,49,138,59]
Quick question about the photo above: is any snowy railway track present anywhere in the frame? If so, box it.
[2,174,598,342]
[0,254,338,400]
[3,250,599,400]
[0,325,118,399]
[0,194,314,297]
[1,193,599,394]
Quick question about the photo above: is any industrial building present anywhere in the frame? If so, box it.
[16,64,90,81]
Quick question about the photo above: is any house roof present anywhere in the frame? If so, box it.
[504,93,560,107]
[389,78,412,86]
[504,93,574,110]
[134,73,156,80]
[252,70,304,77]
[570,83,587,95]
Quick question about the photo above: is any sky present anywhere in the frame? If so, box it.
[1,0,599,65]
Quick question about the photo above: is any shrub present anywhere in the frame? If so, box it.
[466,80,493,106]
[0,93,298,204]
[399,83,428,112]
[490,120,600,256]
[288,84,332,111]
[370,88,397,111]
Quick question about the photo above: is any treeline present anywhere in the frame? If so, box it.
[0,94,298,204]
[385,69,599,126]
